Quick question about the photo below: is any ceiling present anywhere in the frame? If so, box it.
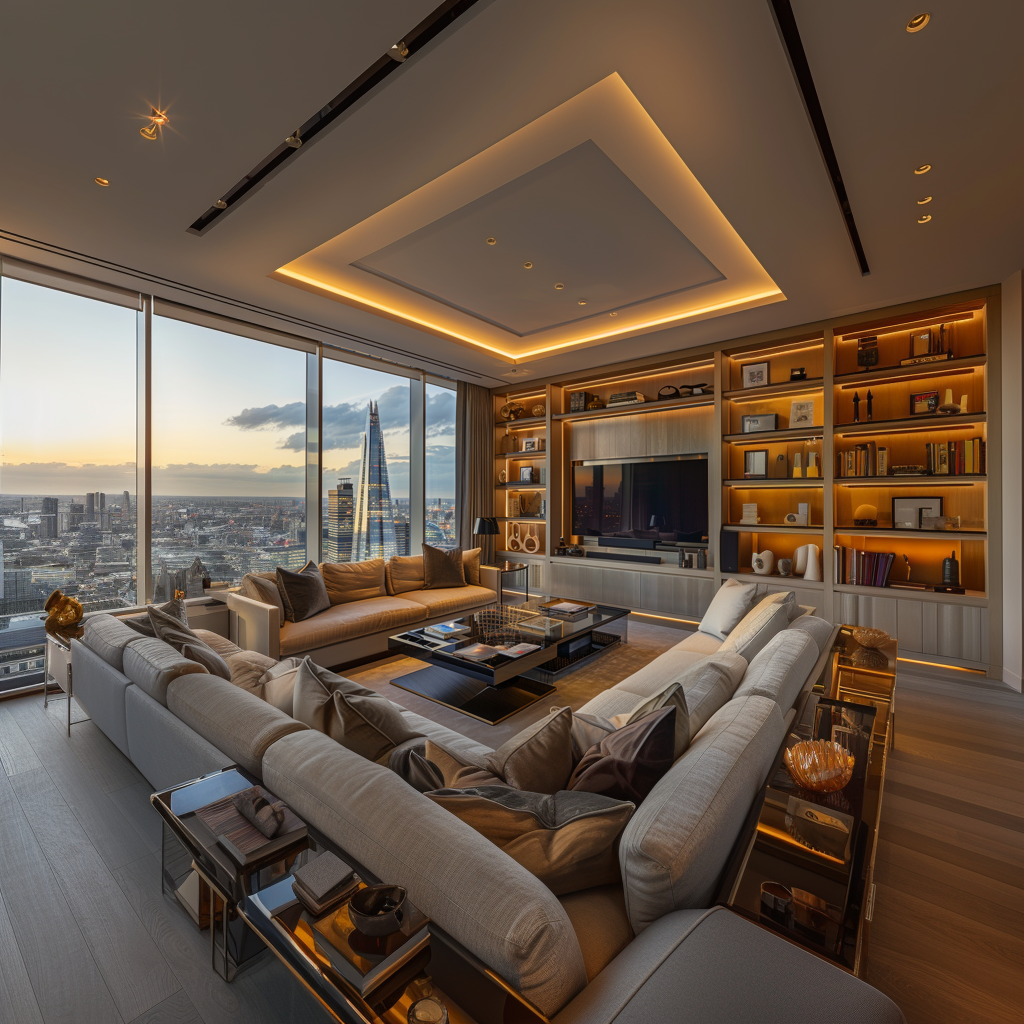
[1,0,1021,387]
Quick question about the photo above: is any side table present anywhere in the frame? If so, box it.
[42,622,88,736]
[485,561,529,605]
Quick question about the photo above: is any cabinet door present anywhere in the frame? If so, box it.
[837,593,899,631]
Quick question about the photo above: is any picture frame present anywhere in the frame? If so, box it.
[910,330,932,357]
[740,413,778,433]
[521,438,537,452]
[910,389,940,415]
[857,337,879,367]
[789,400,815,428]
[519,466,535,483]
[743,449,769,478]
[891,496,943,530]
[741,361,770,389]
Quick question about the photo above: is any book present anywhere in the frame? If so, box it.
[500,642,541,657]
[423,621,470,639]
[291,852,360,917]
[452,642,502,661]
[542,599,596,621]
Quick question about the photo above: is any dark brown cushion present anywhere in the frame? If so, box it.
[276,561,330,622]
[425,787,635,895]
[568,707,676,803]
[291,657,421,762]
[121,597,188,637]
[422,543,466,589]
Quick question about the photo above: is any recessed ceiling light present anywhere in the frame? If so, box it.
[917,196,932,205]
[554,282,564,290]
[523,262,533,269]
[609,312,618,317]
[285,133,303,149]
[578,299,587,305]
[486,237,497,245]
[214,199,227,209]
[906,13,930,32]
[94,177,109,186]
[914,164,931,174]
[917,214,932,223]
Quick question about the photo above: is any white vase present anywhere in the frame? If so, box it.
[523,524,540,553]
[507,523,521,551]
[794,544,821,580]
[752,550,775,575]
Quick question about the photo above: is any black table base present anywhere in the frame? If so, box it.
[389,664,555,725]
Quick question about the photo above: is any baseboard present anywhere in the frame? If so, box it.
[1003,666,1023,692]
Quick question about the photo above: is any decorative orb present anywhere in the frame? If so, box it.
[784,740,854,793]
[531,404,545,417]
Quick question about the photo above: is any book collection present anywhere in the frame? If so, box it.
[836,437,985,477]
[833,546,895,587]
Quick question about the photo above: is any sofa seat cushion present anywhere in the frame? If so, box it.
[669,631,723,656]
[122,637,208,706]
[786,613,836,654]
[402,585,495,618]
[590,650,706,706]
[320,558,387,605]
[558,885,634,983]
[551,905,905,1024]
[733,629,819,712]
[386,554,425,595]
[83,613,146,672]
[167,673,307,776]
[262,730,588,1016]
[396,707,494,762]
[719,595,791,662]
[619,695,785,933]
[278,597,426,655]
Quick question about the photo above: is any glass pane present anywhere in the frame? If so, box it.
[425,383,457,549]
[322,360,411,561]
[150,317,306,596]
[0,278,137,691]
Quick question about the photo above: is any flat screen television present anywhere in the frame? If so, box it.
[572,454,708,545]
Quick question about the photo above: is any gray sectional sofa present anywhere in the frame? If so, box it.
[69,585,904,1024]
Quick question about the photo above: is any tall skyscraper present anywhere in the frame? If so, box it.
[326,478,354,563]
[85,492,95,519]
[352,402,399,561]
[122,490,131,513]
[40,497,58,539]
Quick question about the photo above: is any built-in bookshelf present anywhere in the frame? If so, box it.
[490,286,1002,674]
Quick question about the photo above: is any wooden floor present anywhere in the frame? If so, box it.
[0,636,1020,1024]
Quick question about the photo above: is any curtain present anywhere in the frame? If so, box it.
[456,381,494,561]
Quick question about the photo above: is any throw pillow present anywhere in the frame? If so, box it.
[192,628,241,658]
[224,650,278,692]
[698,580,756,640]
[147,602,205,651]
[388,740,445,793]
[720,595,791,662]
[179,642,231,680]
[291,657,420,762]
[608,682,690,760]
[422,543,466,589]
[276,561,330,623]
[568,706,676,803]
[319,558,386,606]
[425,786,635,895]
[242,572,287,621]
[256,657,304,715]
[462,547,481,587]
[482,708,575,794]
[424,740,507,789]
[385,554,425,595]
[121,597,188,637]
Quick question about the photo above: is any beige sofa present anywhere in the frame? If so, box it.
[226,551,499,665]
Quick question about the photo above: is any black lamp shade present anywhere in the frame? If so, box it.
[473,517,500,535]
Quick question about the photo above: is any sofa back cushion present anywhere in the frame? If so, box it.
[320,558,386,605]
[241,572,286,620]
[83,613,145,672]
[385,554,425,595]
[261,729,588,1017]
[733,629,820,712]
[462,547,481,586]
[122,637,208,705]
[619,695,785,934]
[718,595,791,662]
[167,673,307,776]
[786,614,835,654]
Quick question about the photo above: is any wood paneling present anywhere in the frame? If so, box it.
[638,572,713,617]
[568,406,714,461]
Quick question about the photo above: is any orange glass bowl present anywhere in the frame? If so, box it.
[785,740,855,793]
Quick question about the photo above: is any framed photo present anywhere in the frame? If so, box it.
[743,449,769,478]
[741,413,778,433]
[789,400,815,428]
[741,361,770,389]
[857,337,879,366]
[891,496,942,530]
[910,389,939,415]
[521,438,537,452]
[519,466,535,483]
[910,330,932,357]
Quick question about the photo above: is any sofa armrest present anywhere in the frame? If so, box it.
[479,564,501,597]
[227,592,280,659]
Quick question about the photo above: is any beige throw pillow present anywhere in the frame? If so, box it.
[320,558,386,605]
[386,554,425,595]
[242,572,286,620]
[483,707,574,794]
[257,657,304,715]
[426,787,634,895]
[462,547,481,586]
[224,650,277,691]
[291,657,420,762]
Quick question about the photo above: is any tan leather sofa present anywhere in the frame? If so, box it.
[226,550,499,665]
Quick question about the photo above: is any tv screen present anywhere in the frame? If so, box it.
[572,456,708,542]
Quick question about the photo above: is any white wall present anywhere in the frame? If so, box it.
[1001,271,1023,691]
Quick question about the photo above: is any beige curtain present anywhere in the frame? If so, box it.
[456,381,494,561]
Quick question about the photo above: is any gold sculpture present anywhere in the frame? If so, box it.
[784,740,854,793]
[44,589,84,630]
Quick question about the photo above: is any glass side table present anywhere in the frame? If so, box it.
[42,621,88,737]
[485,561,528,605]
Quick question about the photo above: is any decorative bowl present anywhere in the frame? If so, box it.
[348,884,407,936]
[851,627,891,649]
[498,402,526,421]
[784,740,854,793]
[531,404,545,417]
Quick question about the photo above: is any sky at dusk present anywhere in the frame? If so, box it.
[0,278,456,498]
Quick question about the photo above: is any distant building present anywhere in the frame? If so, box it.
[326,478,354,563]
[352,402,399,561]
[40,497,58,539]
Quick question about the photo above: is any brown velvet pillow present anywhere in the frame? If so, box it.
[422,543,466,589]
[568,706,676,804]
[276,561,331,622]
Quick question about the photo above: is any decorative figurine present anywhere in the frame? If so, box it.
[751,550,775,576]
[866,390,873,421]
[852,391,861,422]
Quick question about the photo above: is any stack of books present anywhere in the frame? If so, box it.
[569,390,596,412]
[423,621,470,640]
[541,599,597,621]
[833,546,895,587]
[607,391,646,407]
[291,852,359,916]
[925,437,986,475]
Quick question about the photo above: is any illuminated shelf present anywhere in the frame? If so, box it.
[496,516,545,523]
[723,427,824,444]
[495,451,546,460]
[495,484,546,491]
[723,524,823,534]
[554,394,713,421]
[835,475,986,486]
[833,583,987,605]
[834,527,986,539]
[833,355,986,388]
[723,478,824,488]
[495,416,546,428]
[720,570,824,590]
[723,378,824,401]
[834,413,986,436]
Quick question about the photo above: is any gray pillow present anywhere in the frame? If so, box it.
[148,604,234,680]
[180,642,231,681]
[276,561,330,622]
[422,543,466,589]
[121,597,188,637]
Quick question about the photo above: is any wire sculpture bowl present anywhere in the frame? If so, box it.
[785,740,855,793]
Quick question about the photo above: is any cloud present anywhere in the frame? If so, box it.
[426,388,456,439]
[0,461,137,496]
[224,402,305,431]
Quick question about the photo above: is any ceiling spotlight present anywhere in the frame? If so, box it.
[213,199,228,209]
[917,214,932,223]
[94,177,109,186]
[285,133,303,148]
[906,13,930,32]
[389,40,410,62]
[554,282,564,290]
[140,107,169,141]
[609,312,618,317]
[523,262,533,269]
[917,196,933,205]
[578,299,587,305]
[486,237,497,245]
[914,163,931,174]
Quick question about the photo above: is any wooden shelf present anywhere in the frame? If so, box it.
[495,484,546,491]
[495,451,546,460]
[834,527,987,539]
[554,394,713,422]
[720,570,825,590]
[835,475,986,486]
[723,378,824,401]
[834,413,987,436]
[723,427,824,444]
[723,524,824,535]
[496,517,545,523]
[833,355,986,389]
[495,416,547,428]
[832,583,987,605]
[724,478,824,488]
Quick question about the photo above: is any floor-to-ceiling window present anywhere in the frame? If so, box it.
[150,316,307,595]
[0,277,137,690]
[321,357,412,562]
[425,381,457,549]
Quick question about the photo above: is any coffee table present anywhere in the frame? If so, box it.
[388,598,630,724]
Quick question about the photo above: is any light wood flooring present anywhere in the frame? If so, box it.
[0,624,1020,1024]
